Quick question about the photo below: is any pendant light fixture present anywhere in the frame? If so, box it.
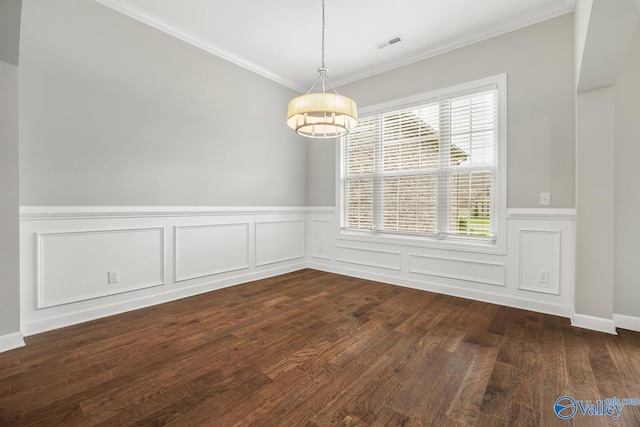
[286,0,358,139]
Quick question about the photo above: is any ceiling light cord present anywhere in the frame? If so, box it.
[321,0,325,69]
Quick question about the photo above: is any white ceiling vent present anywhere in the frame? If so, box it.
[376,35,403,49]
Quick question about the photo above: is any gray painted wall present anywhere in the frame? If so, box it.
[306,140,337,207]
[0,0,22,65]
[0,0,21,337]
[19,0,307,207]
[307,14,576,209]
[614,23,640,318]
[573,1,639,323]
[0,60,20,336]
[575,86,615,321]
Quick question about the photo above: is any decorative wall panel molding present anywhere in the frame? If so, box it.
[20,207,309,336]
[255,220,305,266]
[408,254,506,287]
[36,227,165,308]
[310,208,576,320]
[336,245,402,271]
[310,219,332,260]
[174,223,249,282]
[17,206,580,341]
[517,229,561,295]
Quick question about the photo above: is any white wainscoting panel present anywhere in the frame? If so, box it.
[19,207,308,337]
[308,208,576,320]
[517,229,561,295]
[15,206,585,347]
[336,245,402,271]
[36,227,165,308]
[409,254,506,287]
[310,219,332,260]
[175,223,250,282]
[255,219,305,266]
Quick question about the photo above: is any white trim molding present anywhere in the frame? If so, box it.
[613,313,640,333]
[20,206,310,221]
[572,313,618,335]
[0,332,25,353]
[507,208,576,221]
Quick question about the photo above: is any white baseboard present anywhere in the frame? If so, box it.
[308,261,575,319]
[613,313,640,333]
[22,263,306,336]
[571,313,618,335]
[0,332,25,353]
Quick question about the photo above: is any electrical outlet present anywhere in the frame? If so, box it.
[540,192,551,206]
[538,269,549,284]
[108,270,120,284]
[318,245,324,254]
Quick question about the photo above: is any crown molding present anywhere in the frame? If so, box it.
[93,0,306,92]
[94,0,572,92]
[332,1,574,88]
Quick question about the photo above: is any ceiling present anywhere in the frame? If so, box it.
[95,0,574,92]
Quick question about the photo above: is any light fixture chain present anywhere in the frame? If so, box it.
[321,0,325,69]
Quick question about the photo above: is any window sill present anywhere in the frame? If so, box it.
[337,230,506,255]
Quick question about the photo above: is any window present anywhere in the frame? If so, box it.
[340,75,506,246]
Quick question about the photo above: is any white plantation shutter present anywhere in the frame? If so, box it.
[341,79,501,243]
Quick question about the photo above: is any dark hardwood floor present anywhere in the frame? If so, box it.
[1,269,639,426]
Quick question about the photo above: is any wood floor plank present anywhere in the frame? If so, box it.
[539,315,571,427]
[1,269,639,426]
[445,343,501,425]
[479,361,515,422]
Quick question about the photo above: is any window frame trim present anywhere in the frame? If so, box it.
[336,74,508,255]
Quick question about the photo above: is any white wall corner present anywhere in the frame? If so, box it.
[571,312,618,334]
[613,313,640,333]
[0,331,25,353]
